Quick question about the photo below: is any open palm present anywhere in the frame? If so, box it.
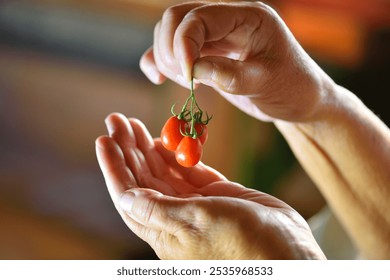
[96,113,325,259]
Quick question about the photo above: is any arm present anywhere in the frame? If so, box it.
[276,85,390,259]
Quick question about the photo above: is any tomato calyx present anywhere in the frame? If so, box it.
[171,79,212,140]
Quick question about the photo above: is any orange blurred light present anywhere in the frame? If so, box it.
[279,3,366,68]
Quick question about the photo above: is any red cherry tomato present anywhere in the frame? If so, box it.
[194,123,208,145]
[175,136,203,167]
[161,116,186,151]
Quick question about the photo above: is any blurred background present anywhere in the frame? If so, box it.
[0,0,389,259]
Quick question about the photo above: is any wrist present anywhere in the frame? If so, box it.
[295,66,342,124]
[274,73,349,126]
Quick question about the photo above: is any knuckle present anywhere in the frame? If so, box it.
[192,200,215,224]
[181,8,199,23]
[152,45,175,72]
[253,1,274,14]
[162,6,175,22]
[158,60,173,73]
[162,5,183,24]
[249,1,279,22]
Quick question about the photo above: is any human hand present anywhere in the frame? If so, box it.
[140,1,336,122]
[95,113,325,259]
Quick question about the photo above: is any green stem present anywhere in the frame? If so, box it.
[191,79,202,112]
[190,78,194,97]
[190,92,195,137]
[173,77,211,137]
[180,95,192,117]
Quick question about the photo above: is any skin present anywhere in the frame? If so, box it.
[97,1,390,259]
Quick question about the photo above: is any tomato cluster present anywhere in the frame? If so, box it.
[160,79,211,168]
[161,116,208,167]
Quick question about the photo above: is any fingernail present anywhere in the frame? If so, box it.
[120,191,135,213]
[193,60,213,81]
[104,114,116,136]
[179,62,191,82]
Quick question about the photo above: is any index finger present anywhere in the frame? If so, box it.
[173,1,272,80]
[148,2,204,87]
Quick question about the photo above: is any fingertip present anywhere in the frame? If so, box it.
[104,112,126,125]
[95,135,111,149]
[128,117,150,138]
[95,135,122,162]
[140,47,167,85]
[141,62,166,85]
[128,118,150,135]
[104,112,128,136]
[128,117,143,127]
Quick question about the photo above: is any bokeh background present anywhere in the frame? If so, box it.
[0,0,389,259]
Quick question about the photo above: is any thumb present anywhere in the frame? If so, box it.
[119,188,189,233]
[193,56,265,95]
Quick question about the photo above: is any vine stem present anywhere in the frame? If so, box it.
[189,78,196,137]
[173,77,211,138]
[191,79,202,112]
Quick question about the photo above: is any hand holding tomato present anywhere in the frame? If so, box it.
[96,113,326,259]
[140,1,336,123]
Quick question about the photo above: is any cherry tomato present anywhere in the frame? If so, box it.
[194,123,208,145]
[175,136,203,167]
[161,116,186,151]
